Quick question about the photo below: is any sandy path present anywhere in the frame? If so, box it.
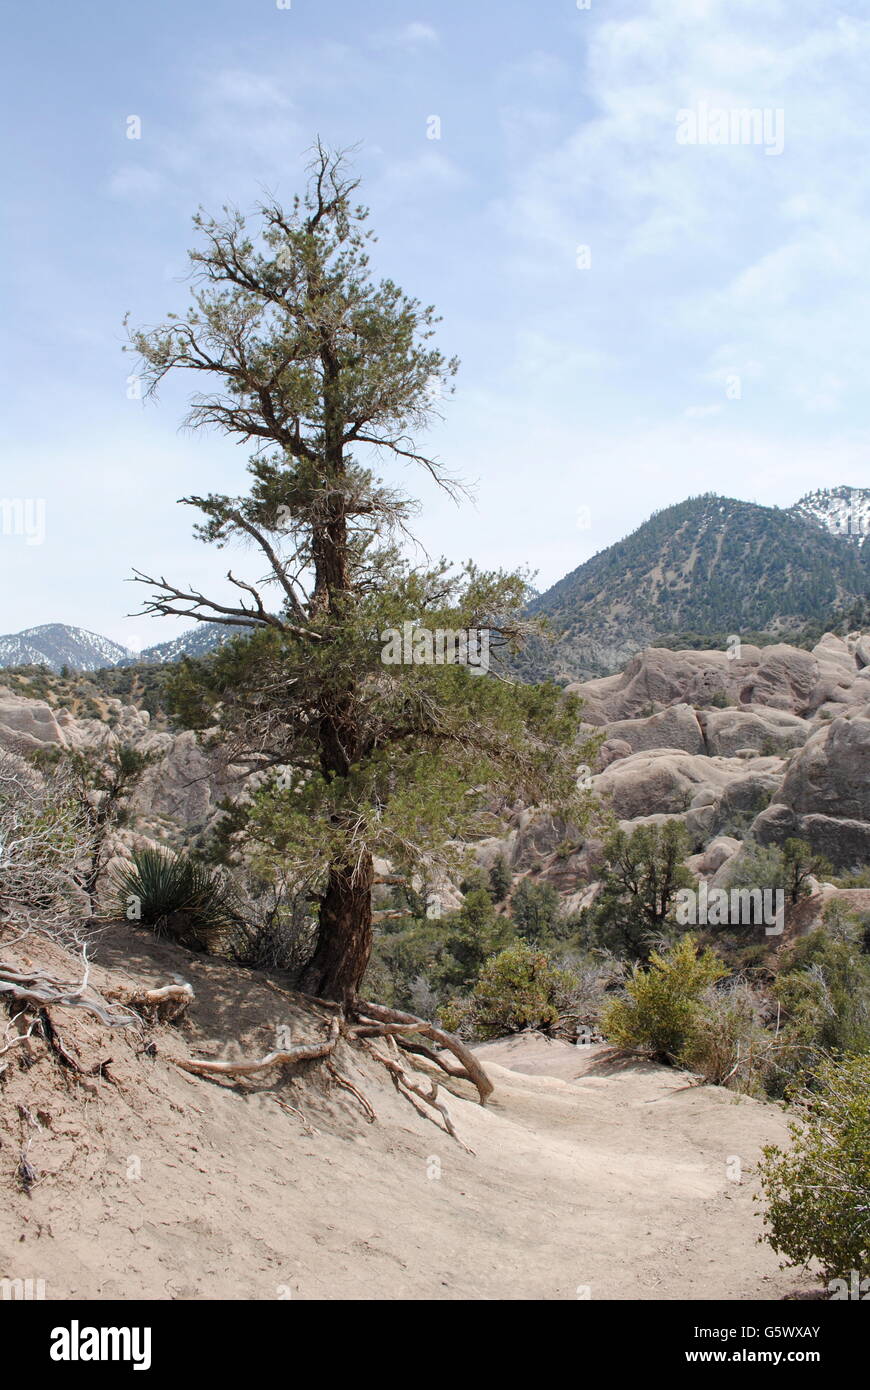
[0,927,810,1300]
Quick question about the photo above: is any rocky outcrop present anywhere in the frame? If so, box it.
[130,730,238,830]
[603,703,705,755]
[592,749,755,823]
[2,632,867,911]
[699,706,809,757]
[0,689,70,749]
[568,635,870,725]
[0,690,244,862]
[776,717,870,822]
[436,637,868,892]
[687,835,742,879]
[752,806,870,870]
[708,766,782,827]
[595,737,633,770]
[736,645,820,712]
[750,716,870,868]
[508,809,583,872]
[567,648,755,724]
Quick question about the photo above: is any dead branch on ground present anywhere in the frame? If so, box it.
[0,952,140,1029]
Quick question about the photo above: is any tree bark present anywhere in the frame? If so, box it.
[302,852,374,1005]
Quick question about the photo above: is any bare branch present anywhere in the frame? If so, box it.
[129,569,320,642]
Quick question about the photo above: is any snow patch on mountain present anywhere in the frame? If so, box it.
[131,623,238,666]
[0,622,234,673]
[791,486,870,545]
[0,625,132,673]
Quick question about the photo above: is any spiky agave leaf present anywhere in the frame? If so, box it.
[115,847,240,951]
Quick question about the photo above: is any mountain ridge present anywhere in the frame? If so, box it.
[790,484,870,545]
[523,489,870,680]
[0,622,233,674]
[3,487,868,677]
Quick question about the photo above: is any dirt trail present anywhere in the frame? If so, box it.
[0,926,811,1300]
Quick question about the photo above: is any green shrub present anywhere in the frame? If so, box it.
[365,884,515,1011]
[458,866,492,897]
[440,888,515,989]
[115,847,240,952]
[438,995,473,1035]
[366,916,445,1009]
[590,819,695,960]
[488,854,512,902]
[510,877,561,944]
[725,836,832,904]
[602,935,727,1061]
[758,1054,870,1280]
[680,981,772,1092]
[771,914,870,1065]
[725,840,787,894]
[782,838,833,903]
[833,866,870,890]
[460,941,574,1040]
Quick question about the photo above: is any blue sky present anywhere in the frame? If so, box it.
[2,0,869,649]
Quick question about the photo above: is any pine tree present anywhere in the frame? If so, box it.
[128,144,593,1003]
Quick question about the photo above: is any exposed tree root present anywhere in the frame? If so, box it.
[0,1010,38,1075]
[36,1009,83,1073]
[175,1017,340,1077]
[353,1000,494,1105]
[350,1021,430,1041]
[167,991,488,1149]
[138,982,193,1006]
[0,954,140,1029]
[393,1038,470,1080]
[361,1037,474,1153]
[325,1061,376,1123]
[127,981,194,1024]
[0,949,491,1153]
[271,1095,321,1137]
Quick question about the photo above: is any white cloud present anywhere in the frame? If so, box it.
[495,0,870,423]
[204,70,293,109]
[377,22,439,50]
[104,64,310,213]
[375,148,468,200]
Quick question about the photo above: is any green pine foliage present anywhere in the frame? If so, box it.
[588,819,696,959]
[126,144,597,998]
[509,877,561,944]
[758,1054,870,1281]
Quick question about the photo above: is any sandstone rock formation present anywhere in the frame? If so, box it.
[699,706,809,757]
[603,702,705,755]
[567,635,870,725]
[750,715,870,868]
[2,632,867,914]
[0,688,70,749]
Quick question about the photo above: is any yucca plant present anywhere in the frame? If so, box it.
[115,847,240,952]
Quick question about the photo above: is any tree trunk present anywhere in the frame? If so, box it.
[302,852,374,1005]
